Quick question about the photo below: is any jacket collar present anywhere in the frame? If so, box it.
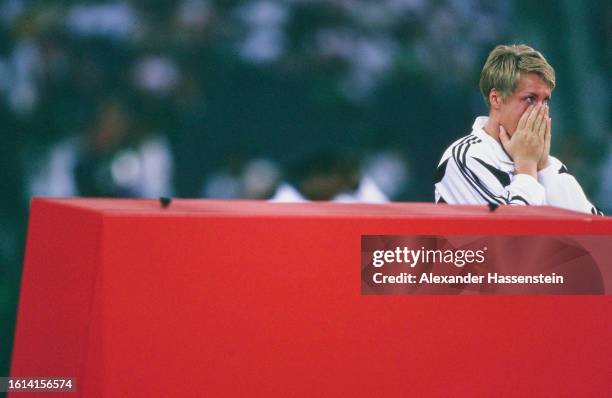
[471,116,514,165]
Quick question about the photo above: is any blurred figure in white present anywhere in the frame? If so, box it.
[270,148,389,203]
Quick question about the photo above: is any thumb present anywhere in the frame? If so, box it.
[499,125,510,147]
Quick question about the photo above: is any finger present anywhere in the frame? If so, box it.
[517,104,534,131]
[535,105,547,137]
[538,105,549,138]
[524,103,540,131]
[527,104,543,132]
[543,107,551,143]
[543,105,551,138]
[545,104,550,132]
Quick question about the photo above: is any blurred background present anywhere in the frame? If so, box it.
[0,0,610,376]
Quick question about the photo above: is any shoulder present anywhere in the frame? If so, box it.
[547,156,568,173]
[436,131,512,189]
[439,133,496,165]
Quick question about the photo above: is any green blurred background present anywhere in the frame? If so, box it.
[1,0,610,377]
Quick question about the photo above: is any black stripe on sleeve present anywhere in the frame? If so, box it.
[510,195,529,205]
[451,138,493,203]
[433,159,449,184]
[474,157,511,187]
[460,140,512,204]
[453,138,500,204]
[452,137,506,205]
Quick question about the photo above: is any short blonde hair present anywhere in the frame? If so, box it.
[479,44,555,107]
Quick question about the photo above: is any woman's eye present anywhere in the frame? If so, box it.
[526,97,535,104]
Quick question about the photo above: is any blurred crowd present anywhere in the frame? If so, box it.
[1,0,514,205]
[0,0,611,374]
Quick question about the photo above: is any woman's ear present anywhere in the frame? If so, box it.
[489,88,502,110]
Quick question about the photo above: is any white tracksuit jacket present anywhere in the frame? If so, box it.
[434,117,603,215]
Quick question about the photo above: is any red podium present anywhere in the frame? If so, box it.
[11,198,612,397]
